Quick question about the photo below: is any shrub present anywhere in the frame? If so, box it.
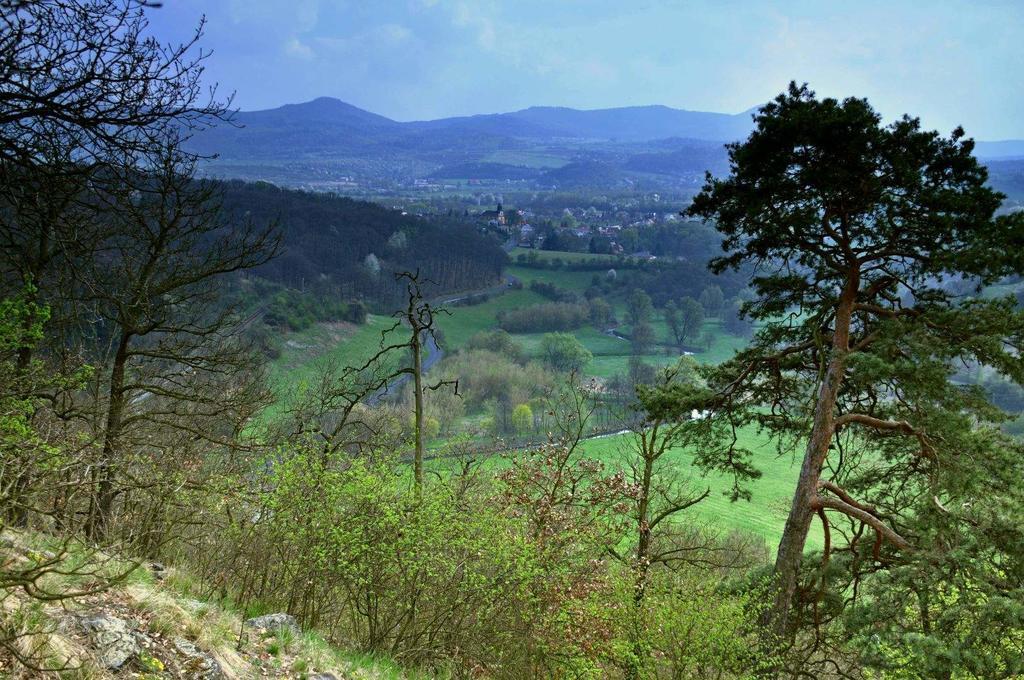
[511,403,533,434]
[465,330,526,364]
[540,333,593,373]
[497,302,588,333]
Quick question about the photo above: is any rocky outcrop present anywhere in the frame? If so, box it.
[244,612,299,634]
[78,615,139,669]
[173,637,223,678]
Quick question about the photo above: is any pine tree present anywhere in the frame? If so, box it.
[685,84,1024,666]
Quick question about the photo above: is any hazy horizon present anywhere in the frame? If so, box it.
[241,95,760,121]
[144,1,1024,139]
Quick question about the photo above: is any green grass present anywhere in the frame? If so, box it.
[510,247,627,263]
[438,425,817,550]
[435,289,548,350]
[432,266,747,380]
[507,265,600,290]
[266,316,388,385]
[481,150,569,168]
[576,304,745,378]
[262,315,406,423]
[579,427,820,550]
[264,255,748,396]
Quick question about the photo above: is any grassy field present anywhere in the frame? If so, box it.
[265,257,750,401]
[429,263,747,379]
[507,265,600,290]
[432,425,815,551]
[435,294,745,380]
[510,247,626,263]
[266,315,397,388]
[435,288,548,350]
[481,150,569,168]
[262,314,407,423]
[578,428,819,550]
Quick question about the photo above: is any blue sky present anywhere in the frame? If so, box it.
[146,1,1024,139]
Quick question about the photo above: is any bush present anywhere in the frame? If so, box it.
[465,330,527,364]
[260,284,367,331]
[438,349,552,412]
[199,443,682,676]
[529,280,578,303]
[497,302,589,333]
[228,449,540,667]
[511,403,534,434]
[540,333,593,373]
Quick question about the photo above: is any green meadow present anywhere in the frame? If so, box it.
[427,425,816,550]
[509,247,626,263]
[262,314,408,423]
[578,428,820,550]
[268,253,751,400]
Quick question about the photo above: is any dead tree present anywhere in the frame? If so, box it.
[379,272,456,497]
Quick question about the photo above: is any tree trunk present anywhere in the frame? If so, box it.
[8,280,43,527]
[768,273,857,638]
[412,329,424,500]
[626,436,654,680]
[86,332,130,540]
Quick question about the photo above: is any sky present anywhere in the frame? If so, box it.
[145,0,1024,139]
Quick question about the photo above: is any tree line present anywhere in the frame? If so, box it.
[220,180,508,308]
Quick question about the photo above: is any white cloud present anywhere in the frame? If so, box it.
[376,23,412,44]
[284,37,314,60]
[451,1,499,50]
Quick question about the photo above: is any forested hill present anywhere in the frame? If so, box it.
[218,180,508,304]
[188,98,1024,191]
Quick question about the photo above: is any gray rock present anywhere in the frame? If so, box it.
[173,637,223,679]
[243,612,299,634]
[309,674,338,680]
[181,597,208,612]
[79,615,139,669]
[20,547,56,561]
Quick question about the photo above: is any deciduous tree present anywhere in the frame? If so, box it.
[540,332,592,373]
[626,288,652,326]
[82,143,278,538]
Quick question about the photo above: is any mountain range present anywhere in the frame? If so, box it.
[186,97,1024,193]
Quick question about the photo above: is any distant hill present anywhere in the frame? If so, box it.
[185,98,754,175]
[986,158,1024,202]
[975,140,1024,160]
[186,97,405,160]
[191,98,756,157]
[539,160,626,188]
[624,138,731,176]
[186,97,1024,188]
[406,104,756,142]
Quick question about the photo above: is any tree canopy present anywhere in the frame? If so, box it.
[685,82,1024,674]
